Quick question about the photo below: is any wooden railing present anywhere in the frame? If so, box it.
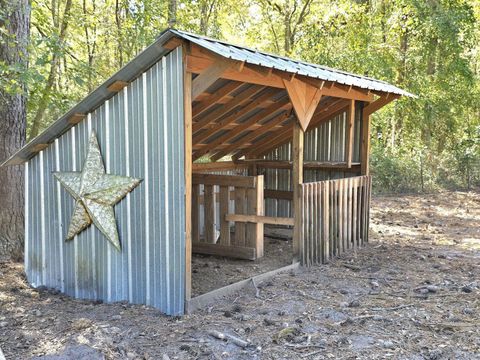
[300,175,372,266]
[192,174,265,260]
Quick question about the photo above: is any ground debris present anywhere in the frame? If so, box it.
[0,190,479,359]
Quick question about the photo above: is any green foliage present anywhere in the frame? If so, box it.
[5,0,479,192]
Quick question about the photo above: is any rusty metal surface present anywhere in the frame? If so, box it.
[54,132,142,250]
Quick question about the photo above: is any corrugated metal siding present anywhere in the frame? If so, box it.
[24,48,185,315]
[264,106,362,217]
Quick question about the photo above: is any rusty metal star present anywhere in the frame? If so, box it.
[53,131,142,251]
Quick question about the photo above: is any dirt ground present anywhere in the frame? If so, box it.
[192,227,293,297]
[1,190,479,359]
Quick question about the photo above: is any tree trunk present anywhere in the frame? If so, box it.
[0,0,30,261]
[29,0,72,140]
[168,0,177,28]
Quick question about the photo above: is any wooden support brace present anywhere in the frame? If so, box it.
[68,113,86,124]
[345,99,355,168]
[107,80,129,92]
[283,77,323,131]
[225,214,294,226]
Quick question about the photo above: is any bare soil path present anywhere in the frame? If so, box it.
[0,191,479,359]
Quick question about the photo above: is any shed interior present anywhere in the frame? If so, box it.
[174,37,404,300]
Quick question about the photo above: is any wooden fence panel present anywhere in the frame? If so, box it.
[300,175,372,266]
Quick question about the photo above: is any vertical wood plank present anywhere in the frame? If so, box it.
[338,179,344,253]
[234,187,246,247]
[204,184,215,243]
[316,182,321,264]
[366,176,372,242]
[184,66,193,301]
[192,184,200,243]
[246,188,256,248]
[361,109,371,175]
[343,178,348,252]
[293,121,304,263]
[347,177,352,249]
[329,180,335,256]
[346,99,355,168]
[255,175,264,258]
[219,185,230,246]
[323,181,330,262]
[352,177,358,248]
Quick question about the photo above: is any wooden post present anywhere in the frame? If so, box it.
[292,121,304,262]
[346,99,355,168]
[183,58,193,301]
[361,105,371,175]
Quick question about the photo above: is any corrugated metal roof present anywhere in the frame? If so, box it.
[171,29,415,97]
[2,28,414,166]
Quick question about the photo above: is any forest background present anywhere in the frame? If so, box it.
[2,0,480,193]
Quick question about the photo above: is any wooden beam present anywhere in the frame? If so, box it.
[363,93,400,116]
[192,161,247,172]
[283,77,323,131]
[186,54,285,88]
[192,81,243,119]
[68,113,85,124]
[225,214,294,226]
[210,110,292,161]
[361,105,371,175]
[292,122,304,262]
[32,143,49,153]
[264,189,293,200]
[193,98,291,161]
[192,242,256,260]
[345,99,355,168]
[107,80,129,92]
[193,88,278,145]
[237,99,348,159]
[192,173,257,188]
[193,86,265,134]
[163,36,185,50]
[191,59,242,100]
[244,63,273,77]
[183,51,193,301]
[238,159,361,170]
[187,51,378,103]
[298,76,375,102]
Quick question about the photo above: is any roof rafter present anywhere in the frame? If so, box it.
[193,97,291,161]
[193,88,278,144]
[210,110,293,161]
[193,85,266,134]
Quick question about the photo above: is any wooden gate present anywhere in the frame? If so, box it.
[191,173,265,260]
[300,175,372,266]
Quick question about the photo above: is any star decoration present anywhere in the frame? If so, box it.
[53,131,142,251]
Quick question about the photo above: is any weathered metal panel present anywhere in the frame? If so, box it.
[24,48,185,315]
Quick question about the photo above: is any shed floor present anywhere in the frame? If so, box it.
[192,226,293,297]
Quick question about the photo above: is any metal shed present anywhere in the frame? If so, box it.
[2,29,414,315]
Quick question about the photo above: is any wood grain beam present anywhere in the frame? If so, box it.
[283,77,323,131]
[345,99,355,168]
[235,99,349,159]
[363,93,400,116]
[193,86,265,134]
[191,59,243,100]
[210,110,293,161]
[193,98,291,161]
[193,89,278,144]
[192,81,243,119]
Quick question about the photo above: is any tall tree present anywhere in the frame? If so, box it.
[0,0,30,260]
[29,0,72,139]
